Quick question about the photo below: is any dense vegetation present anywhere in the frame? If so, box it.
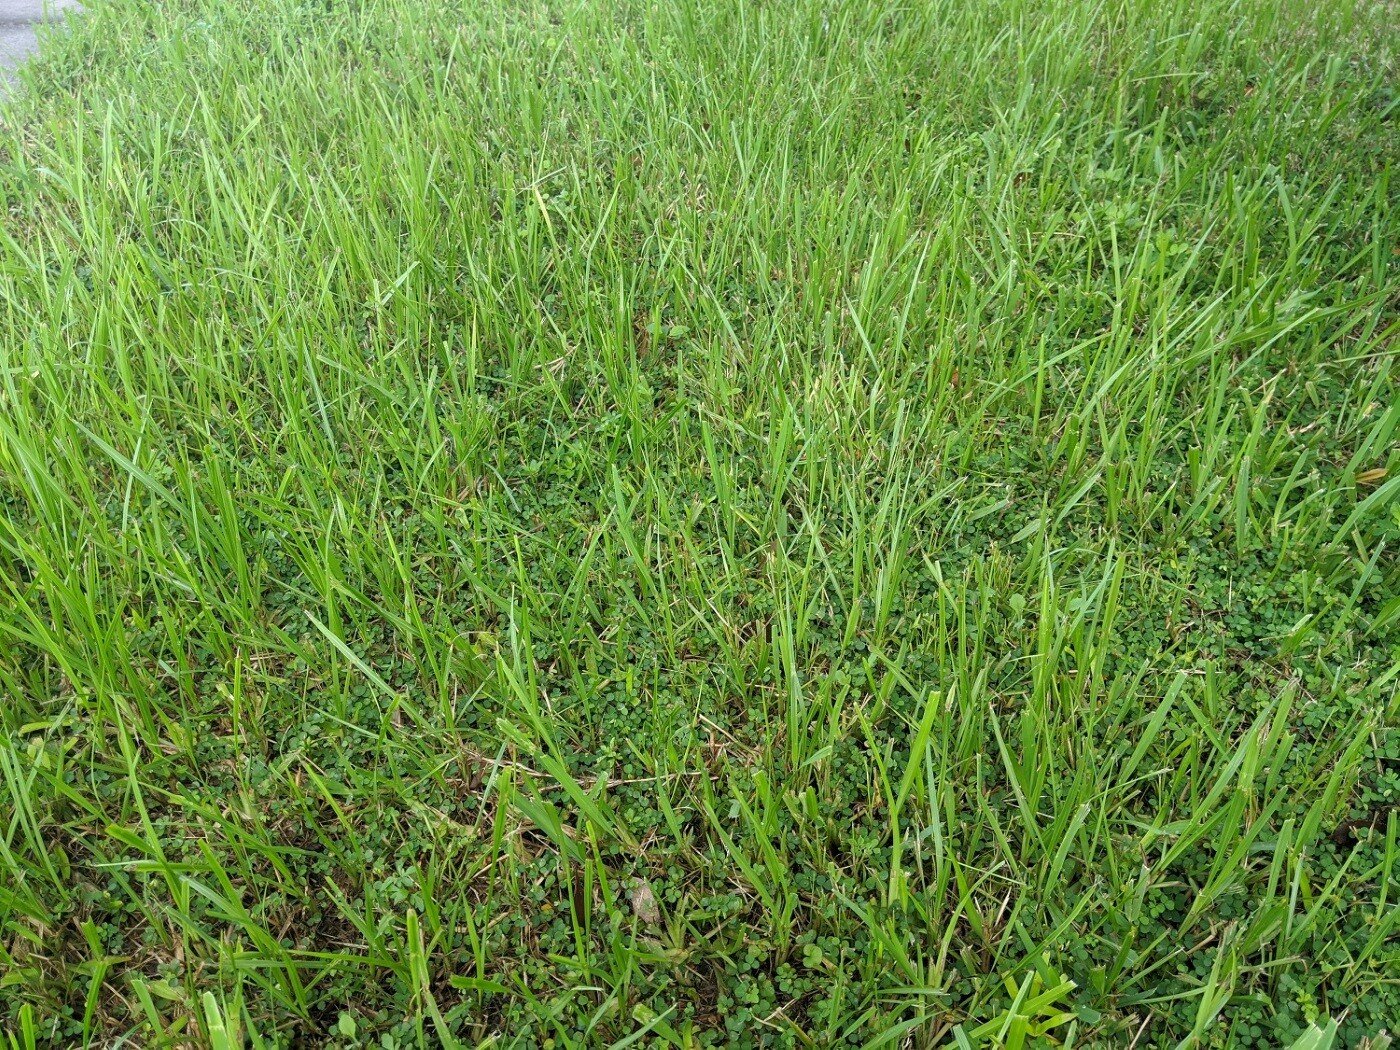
[0,0,1397,1044]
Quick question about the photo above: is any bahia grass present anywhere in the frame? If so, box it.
[0,0,1397,1044]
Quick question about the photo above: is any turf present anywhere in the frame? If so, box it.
[0,0,1396,1044]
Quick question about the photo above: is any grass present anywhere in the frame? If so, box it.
[0,0,1396,1043]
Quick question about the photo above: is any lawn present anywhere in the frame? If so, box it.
[0,0,1397,1044]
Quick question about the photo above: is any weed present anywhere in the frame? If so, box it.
[0,0,1396,1044]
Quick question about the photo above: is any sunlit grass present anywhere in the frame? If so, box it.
[0,0,1397,1044]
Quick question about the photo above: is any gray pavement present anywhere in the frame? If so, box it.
[0,0,79,73]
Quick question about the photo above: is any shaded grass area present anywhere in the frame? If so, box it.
[0,0,1397,1044]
